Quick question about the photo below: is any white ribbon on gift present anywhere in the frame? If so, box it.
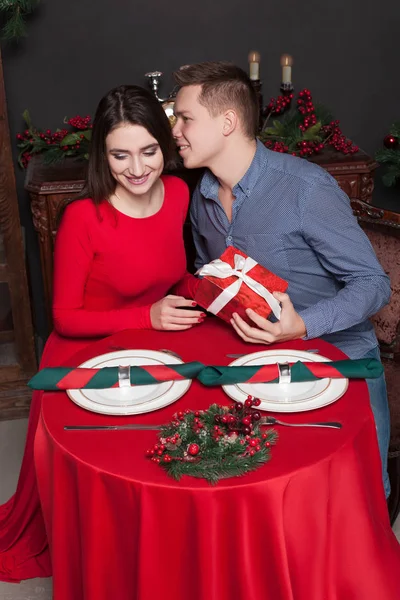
[197,254,282,320]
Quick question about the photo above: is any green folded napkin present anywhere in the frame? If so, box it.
[27,358,383,390]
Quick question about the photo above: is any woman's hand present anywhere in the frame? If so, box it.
[230,291,307,344]
[150,295,205,331]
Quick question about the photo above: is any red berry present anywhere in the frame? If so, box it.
[188,443,200,456]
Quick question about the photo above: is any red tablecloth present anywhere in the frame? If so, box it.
[34,319,400,600]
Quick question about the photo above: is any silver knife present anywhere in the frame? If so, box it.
[226,349,320,358]
[64,424,162,431]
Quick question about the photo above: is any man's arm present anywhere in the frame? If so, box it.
[231,179,390,345]
[298,180,391,339]
[190,186,212,271]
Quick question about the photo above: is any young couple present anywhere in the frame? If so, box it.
[0,61,390,582]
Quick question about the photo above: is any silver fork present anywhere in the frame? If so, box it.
[263,416,342,429]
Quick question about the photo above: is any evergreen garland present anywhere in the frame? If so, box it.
[375,122,400,187]
[16,110,92,168]
[259,88,358,158]
[0,0,39,41]
[146,400,278,484]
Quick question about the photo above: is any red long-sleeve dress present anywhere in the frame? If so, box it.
[0,175,199,582]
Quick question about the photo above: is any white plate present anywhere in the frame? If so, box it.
[67,350,191,415]
[222,350,348,413]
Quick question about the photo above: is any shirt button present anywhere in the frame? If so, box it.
[226,236,232,242]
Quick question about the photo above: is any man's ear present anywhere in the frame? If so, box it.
[222,109,238,136]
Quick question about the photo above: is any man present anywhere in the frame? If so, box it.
[172,61,392,497]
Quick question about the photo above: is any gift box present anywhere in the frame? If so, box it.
[194,246,288,325]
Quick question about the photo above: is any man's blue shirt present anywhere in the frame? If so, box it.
[190,140,391,358]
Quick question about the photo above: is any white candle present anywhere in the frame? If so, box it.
[248,51,260,81]
[282,66,291,83]
[280,54,293,84]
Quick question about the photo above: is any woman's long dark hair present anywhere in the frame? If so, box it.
[77,84,177,204]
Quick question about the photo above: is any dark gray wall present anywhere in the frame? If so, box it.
[2,0,400,337]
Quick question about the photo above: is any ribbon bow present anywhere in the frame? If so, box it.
[197,254,282,319]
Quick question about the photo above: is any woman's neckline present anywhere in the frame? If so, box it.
[106,175,167,220]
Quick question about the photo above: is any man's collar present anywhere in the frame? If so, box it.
[199,139,268,200]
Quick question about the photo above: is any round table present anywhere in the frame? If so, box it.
[34,319,400,600]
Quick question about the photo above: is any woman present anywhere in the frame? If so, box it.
[0,85,202,582]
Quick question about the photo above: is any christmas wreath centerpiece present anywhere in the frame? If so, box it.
[146,397,278,484]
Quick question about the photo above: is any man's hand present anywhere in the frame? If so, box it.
[230,291,307,344]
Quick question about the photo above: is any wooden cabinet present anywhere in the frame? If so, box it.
[25,149,386,332]
[0,50,37,420]
[308,149,378,203]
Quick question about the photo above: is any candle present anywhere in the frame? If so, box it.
[280,54,293,84]
[248,50,260,81]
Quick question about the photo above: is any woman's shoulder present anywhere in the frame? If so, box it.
[63,198,98,217]
[58,198,104,234]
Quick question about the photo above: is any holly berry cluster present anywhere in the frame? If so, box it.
[264,140,290,154]
[17,128,69,168]
[67,115,92,130]
[145,400,278,484]
[16,110,93,169]
[264,93,294,116]
[259,88,359,159]
[297,89,317,131]
[321,121,359,154]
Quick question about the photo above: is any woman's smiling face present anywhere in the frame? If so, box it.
[106,124,164,197]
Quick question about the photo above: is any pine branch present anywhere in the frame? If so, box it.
[1,0,39,41]
[388,121,400,139]
[382,166,400,187]
[376,148,400,165]
[314,103,334,125]
[1,9,26,40]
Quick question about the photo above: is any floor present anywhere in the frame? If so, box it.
[0,419,400,599]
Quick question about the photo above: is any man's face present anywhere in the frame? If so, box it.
[172,85,225,169]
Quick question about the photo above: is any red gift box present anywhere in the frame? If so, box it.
[194,246,288,325]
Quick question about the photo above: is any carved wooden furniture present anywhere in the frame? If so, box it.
[0,49,37,420]
[352,199,400,525]
[309,149,377,204]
